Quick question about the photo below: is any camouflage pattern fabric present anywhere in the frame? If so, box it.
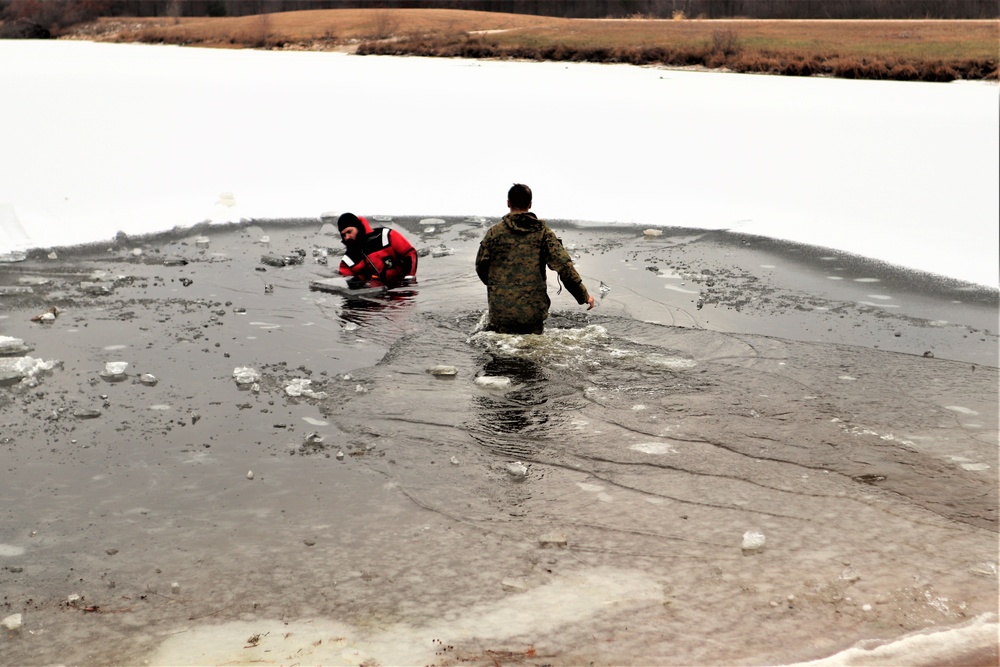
[475,212,590,334]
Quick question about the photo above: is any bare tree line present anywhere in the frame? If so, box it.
[117,0,1000,19]
[2,0,997,25]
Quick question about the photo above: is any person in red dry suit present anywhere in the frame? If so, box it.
[336,212,418,288]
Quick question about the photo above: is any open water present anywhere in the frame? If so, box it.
[0,216,996,665]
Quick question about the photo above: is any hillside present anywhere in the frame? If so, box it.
[57,9,1000,82]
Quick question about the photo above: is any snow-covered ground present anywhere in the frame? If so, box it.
[1,40,997,288]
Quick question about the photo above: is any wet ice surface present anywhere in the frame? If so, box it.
[0,218,997,666]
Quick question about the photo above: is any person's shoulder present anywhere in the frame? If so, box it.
[529,214,552,232]
[542,225,570,253]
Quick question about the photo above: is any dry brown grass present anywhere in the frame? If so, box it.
[72,9,567,48]
[62,9,998,81]
[495,17,999,61]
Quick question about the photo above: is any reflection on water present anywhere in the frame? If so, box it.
[337,289,417,330]
[470,354,551,459]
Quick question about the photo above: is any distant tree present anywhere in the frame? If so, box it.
[72,0,111,18]
[3,0,55,24]
[2,0,111,27]
[42,0,1000,19]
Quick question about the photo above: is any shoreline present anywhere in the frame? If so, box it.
[42,10,1000,83]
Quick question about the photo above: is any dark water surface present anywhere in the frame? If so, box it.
[0,216,996,666]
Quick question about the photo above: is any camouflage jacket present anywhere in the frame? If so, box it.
[475,212,590,333]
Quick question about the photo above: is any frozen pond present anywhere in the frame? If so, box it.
[0,41,997,666]
[1,40,997,287]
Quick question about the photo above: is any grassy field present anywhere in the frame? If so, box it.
[61,8,999,81]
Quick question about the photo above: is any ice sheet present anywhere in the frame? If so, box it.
[0,41,997,287]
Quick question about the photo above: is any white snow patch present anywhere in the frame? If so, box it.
[630,442,678,455]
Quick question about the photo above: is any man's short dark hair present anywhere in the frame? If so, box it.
[508,183,532,210]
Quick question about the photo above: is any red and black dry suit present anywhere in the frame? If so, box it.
[337,215,418,288]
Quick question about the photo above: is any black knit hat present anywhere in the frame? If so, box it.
[337,213,363,232]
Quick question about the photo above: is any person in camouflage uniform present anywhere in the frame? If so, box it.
[476,183,595,334]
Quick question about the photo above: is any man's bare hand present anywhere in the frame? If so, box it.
[586,295,596,310]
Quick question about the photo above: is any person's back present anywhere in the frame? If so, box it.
[476,184,594,334]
